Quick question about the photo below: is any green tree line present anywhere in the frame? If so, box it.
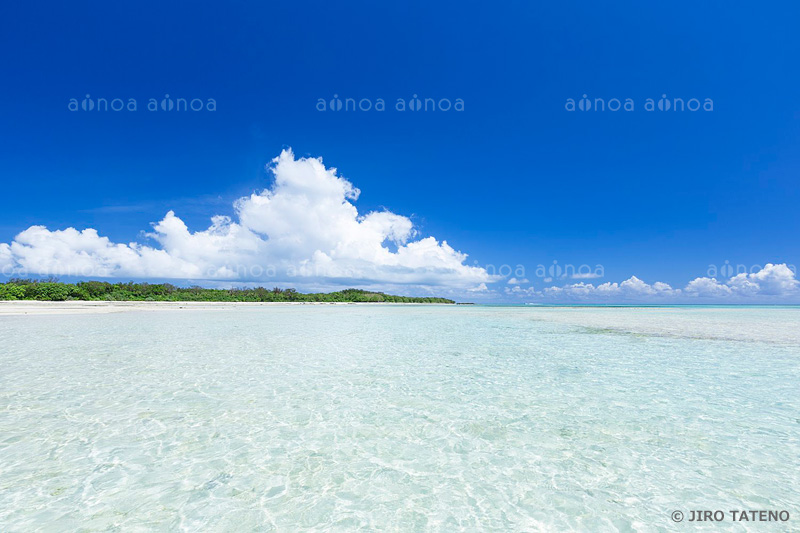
[0,279,454,304]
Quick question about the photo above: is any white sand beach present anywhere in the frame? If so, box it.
[0,300,359,316]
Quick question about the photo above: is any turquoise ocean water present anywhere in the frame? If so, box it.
[1,306,798,531]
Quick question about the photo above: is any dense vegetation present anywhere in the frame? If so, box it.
[0,279,454,304]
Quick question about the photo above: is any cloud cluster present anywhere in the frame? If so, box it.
[2,149,796,302]
[684,263,799,297]
[542,276,679,299]
[505,264,799,302]
[1,150,492,289]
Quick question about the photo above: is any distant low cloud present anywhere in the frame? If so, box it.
[570,271,603,280]
[505,264,799,302]
[1,149,492,289]
[684,263,799,298]
[505,285,537,296]
[542,276,680,300]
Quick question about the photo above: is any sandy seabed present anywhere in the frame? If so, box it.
[1,304,797,530]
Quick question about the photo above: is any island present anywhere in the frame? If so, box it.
[0,279,455,304]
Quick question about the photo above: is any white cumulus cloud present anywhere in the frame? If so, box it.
[1,149,492,289]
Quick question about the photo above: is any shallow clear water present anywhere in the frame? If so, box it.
[1,306,798,531]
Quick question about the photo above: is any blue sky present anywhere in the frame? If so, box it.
[1,1,799,301]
